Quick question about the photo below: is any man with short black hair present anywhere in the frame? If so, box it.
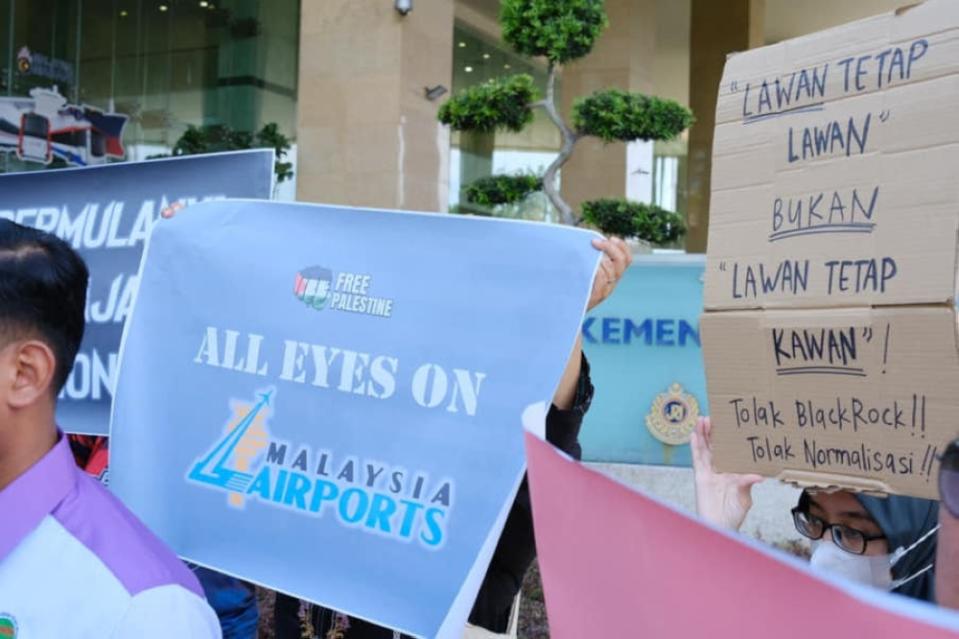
[0,220,221,637]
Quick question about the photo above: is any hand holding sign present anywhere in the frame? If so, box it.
[588,237,632,311]
[691,416,763,531]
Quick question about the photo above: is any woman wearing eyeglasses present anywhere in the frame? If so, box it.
[691,417,939,601]
[936,438,959,608]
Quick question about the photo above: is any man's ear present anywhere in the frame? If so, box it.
[4,340,57,409]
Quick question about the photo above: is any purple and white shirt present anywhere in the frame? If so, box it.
[0,435,221,638]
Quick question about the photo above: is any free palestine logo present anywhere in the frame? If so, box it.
[293,266,394,318]
[0,614,17,638]
[293,267,333,310]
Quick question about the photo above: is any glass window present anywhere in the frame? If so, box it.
[22,112,50,137]
[449,21,560,221]
[0,0,299,173]
[651,0,690,247]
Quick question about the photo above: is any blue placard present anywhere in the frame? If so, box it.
[580,254,706,466]
[0,150,275,435]
[109,201,598,638]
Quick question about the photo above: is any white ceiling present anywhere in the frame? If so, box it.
[764,0,906,43]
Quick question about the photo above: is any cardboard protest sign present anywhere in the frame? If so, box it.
[523,425,959,639]
[703,306,958,497]
[109,201,599,639]
[704,1,959,310]
[0,150,275,435]
[701,0,959,498]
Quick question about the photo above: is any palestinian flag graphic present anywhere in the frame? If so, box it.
[294,266,333,311]
[0,615,17,638]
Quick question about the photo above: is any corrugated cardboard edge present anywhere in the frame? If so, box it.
[777,470,894,497]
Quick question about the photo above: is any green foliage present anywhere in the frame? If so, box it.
[163,122,294,183]
[254,123,294,184]
[501,0,608,64]
[633,202,686,245]
[449,203,493,217]
[464,173,543,206]
[436,1,697,233]
[172,124,252,155]
[573,89,694,143]
[582,198,685,244]
[438,75,537,134]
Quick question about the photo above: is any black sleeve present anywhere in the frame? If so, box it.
[468,355,593,632]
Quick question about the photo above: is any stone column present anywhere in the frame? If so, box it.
[558,0,657,218]
[686,0,764,252]
[296,0,453,211]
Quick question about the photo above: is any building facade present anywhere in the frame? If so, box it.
[0,0,904,250]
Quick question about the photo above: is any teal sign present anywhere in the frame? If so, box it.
[580,254,706,466]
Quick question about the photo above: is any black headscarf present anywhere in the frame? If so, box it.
[855,494,939,602]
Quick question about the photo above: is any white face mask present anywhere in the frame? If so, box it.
[810,541,894,590]
[809,523,940,591]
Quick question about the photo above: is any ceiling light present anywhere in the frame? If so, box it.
[458,42,466,48]
[504,64,511,69]
[482,53,490,60]
[158,4,168,11]
[120,9,128,16]
[464,66,473,73]
[199,0,208,6]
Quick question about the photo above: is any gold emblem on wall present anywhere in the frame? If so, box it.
[646,383,699,446]
[16,47,30,74]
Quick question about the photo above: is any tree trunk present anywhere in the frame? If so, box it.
[540,63,579,226]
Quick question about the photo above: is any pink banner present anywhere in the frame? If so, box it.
[525,431,959,638]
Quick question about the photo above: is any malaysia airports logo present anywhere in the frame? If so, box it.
[294,266,394,318]
[187,390,273,508]
[187,389,450,548]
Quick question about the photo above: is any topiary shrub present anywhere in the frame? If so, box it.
[582,198,685,244]
[438,75,538,134]
[437,0,694,243]
[501,0,609,64]
[574,89,695,143]
[464,173,544,207]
